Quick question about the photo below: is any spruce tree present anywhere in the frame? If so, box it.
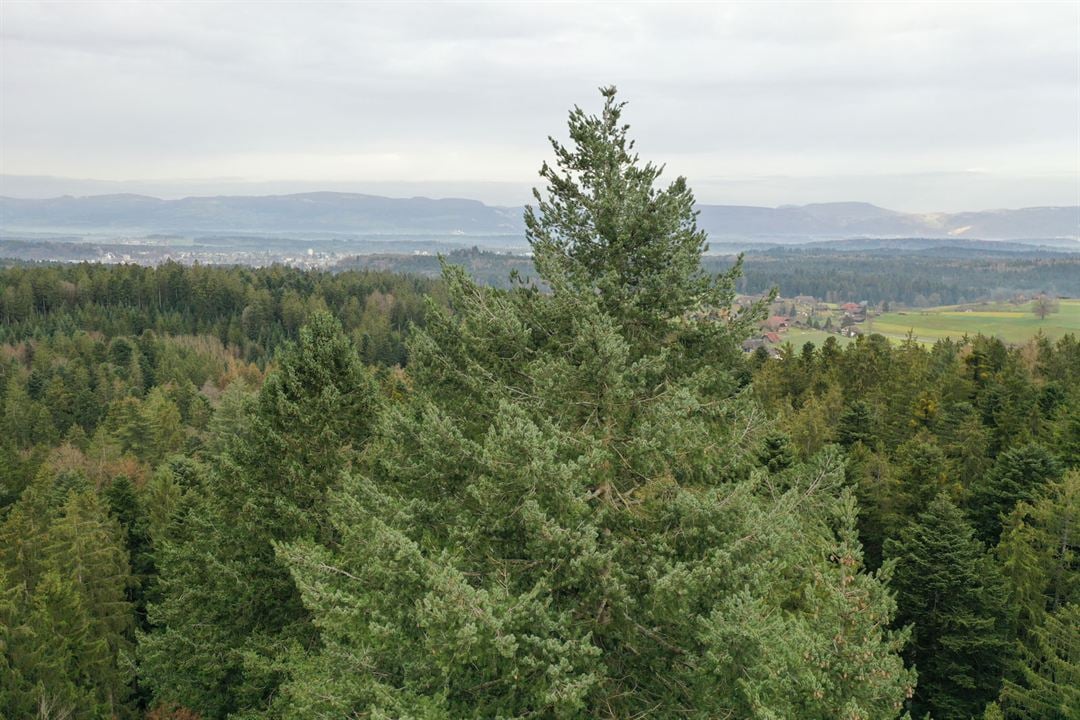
[886,494,1012,719]
[845,442,900,570]
[838,399,877,448]
[893,433,951,521]
[44,489,136,716]
[0,565,27,716]
[140,313,379,717]
[0,436,34,509]
[0,483,135,719]
[758,431,795,473]
[996,471,1079,650]
[971,444,1062,545]
[1055,399,1080,469]
[272,88,913,719]
[999,604,1080,720]
[14,570,101,718]
[140,387,186,465]
[105,474,156,629]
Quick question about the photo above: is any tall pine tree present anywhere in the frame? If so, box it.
[271,87,913,719]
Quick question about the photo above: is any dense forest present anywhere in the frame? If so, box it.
[752,332,1079,718]
[0,262,442,367]
[336,245,1080,307]
[1,90,1077,719]
[726,249,1080,306]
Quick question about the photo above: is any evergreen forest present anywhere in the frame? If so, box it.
[1,89,1077,720]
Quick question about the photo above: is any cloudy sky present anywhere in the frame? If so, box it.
[1,1,1077,210]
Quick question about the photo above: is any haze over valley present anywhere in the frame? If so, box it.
[2,189,1077,267]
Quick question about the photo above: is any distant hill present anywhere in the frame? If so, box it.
[790,237,1077,253]
[697,202,1079,244]
[0,192,523,235]
[1,193,1076,243]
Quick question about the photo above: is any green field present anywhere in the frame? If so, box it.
[867,299,1080,345]
[763,300,1080,350]
[780,328,854,348]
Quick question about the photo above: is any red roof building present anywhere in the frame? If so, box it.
[764,316,790,330]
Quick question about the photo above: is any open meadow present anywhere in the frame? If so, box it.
[771,299,1079,350]
[779,328,854,348]
[868,299,1080,345]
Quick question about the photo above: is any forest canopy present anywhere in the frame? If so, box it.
[0,88,1076,720]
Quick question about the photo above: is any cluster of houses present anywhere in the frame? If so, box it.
[739,295,871,355]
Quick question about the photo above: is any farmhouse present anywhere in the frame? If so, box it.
[764,315,790,331]
[742,338,765,352]
[840,302,867,322]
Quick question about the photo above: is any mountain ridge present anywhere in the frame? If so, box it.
[1,193,1076,242]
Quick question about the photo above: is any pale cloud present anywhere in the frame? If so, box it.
[1,1,1077,211]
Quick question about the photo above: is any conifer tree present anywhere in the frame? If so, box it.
[0,469,58,598]
[0,565,26,715]
[140,387,186,465]
[943,408,992,488]
[996,471,1079,646]
[140,313,379,717]
[3,380,57,448]
[758,430,795,473]
[44,489,135,715]
[971,444,1062,545]
[524,85,763,373]
[886,494,1012,719]
[1056,399,1080,468]
[0,437,34,508]
[838,399,877,448]
[105,474,156,628]
[14,570,100,718]
[142,456,202,548]
[272,87,912,719]
[0,484,135,719]
[893,433,951,521]
[999,604,1080,720]
[845,442,901,570]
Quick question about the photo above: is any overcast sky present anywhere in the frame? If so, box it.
[1,1,1078,211]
